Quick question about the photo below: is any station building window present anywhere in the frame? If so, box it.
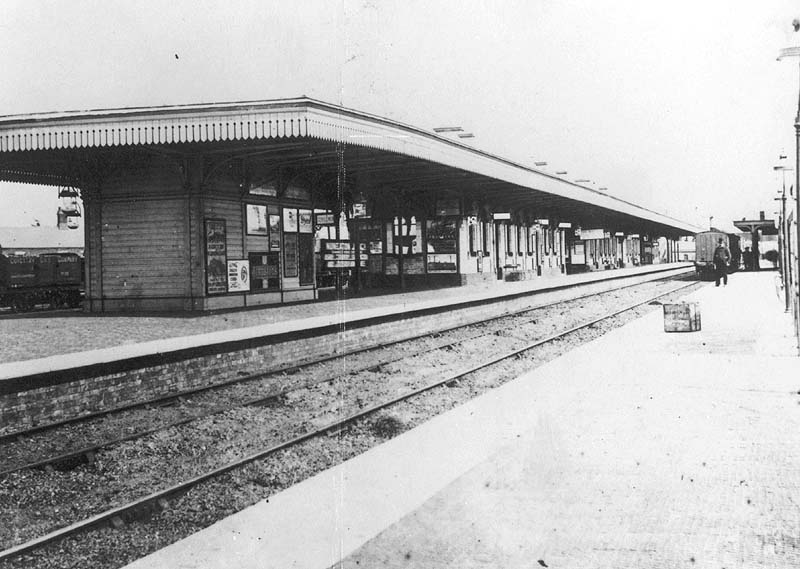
[358,220,384,274]
[426,218,458,273]
[282,207,315,285]
[357,221,384,253]
[392,216,421,255]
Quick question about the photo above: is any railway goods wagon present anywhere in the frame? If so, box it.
[0,252,83,311]
[694,231,741,279]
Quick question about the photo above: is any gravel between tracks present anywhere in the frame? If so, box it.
[0,278,704,569]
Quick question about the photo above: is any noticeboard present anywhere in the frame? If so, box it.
[205,219,228,295]
[249,252,280,290]
[321,240,367,270]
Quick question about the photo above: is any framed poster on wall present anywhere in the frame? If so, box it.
[283,208,298,232]
[246,204,268,235]
[269,214,281,251]
[227,260,251,292]
[284,233,299,277]
[298,209,313,233]
[205,219,228,295]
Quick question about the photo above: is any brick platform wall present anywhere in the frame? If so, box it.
[0,268,686,434]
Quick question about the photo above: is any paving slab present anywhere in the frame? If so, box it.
[124,270,799,569]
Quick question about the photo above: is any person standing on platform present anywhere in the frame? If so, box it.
[713,238,731,286]
[742,246,753,271]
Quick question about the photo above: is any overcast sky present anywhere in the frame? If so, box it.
[1,0,798,232]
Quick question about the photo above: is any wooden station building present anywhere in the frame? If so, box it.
[0,98,699,312]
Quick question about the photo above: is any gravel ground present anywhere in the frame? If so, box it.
[0,278,704,569]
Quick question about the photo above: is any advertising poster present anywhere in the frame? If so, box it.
[205,219,227,295]
[246,204,268,235]
[284,233,299,277]
[283,208,298,232]
[298,209,313,233]
[227,260,250,292]
[269,214,281,250]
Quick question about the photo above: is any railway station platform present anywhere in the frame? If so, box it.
[0,262,689,370]
[124,270,800,569]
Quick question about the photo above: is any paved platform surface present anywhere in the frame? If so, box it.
[0,263,686,366]
[125,270,800,569]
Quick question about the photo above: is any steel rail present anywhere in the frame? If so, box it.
[0,272,692,474]
[0,279,699,563]
[0,266,692,444]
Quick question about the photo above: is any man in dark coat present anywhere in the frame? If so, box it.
[742,247,753,271]
[713,238,731,286]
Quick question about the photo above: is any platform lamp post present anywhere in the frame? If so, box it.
[774,164,792,312]
[777,18,800,342]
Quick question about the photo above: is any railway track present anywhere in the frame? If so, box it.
[0,277,703,567]
[0,273,692,475]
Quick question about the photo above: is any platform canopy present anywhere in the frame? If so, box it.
[733,218,779,236]
[0,97,700,236]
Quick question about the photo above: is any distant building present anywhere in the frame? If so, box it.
[0,226,84,256]
[677,235,695,262]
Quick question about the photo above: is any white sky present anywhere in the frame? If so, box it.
[1,0,798,232]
